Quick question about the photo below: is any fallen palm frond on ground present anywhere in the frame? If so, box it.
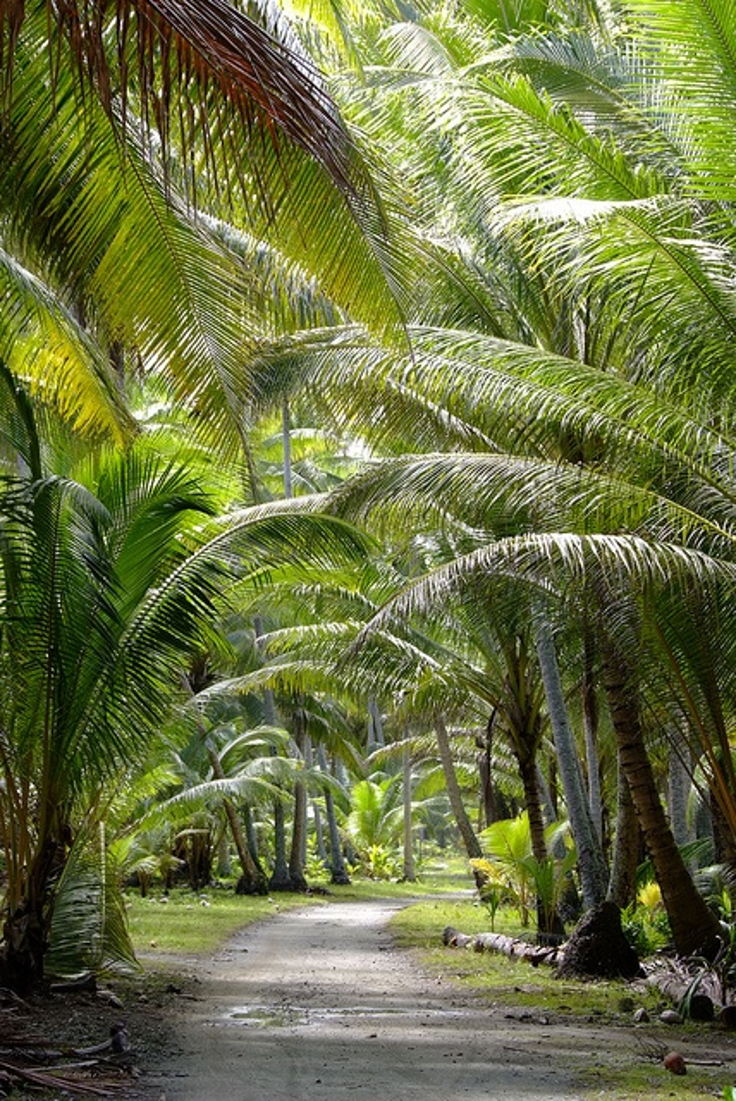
[0,986,134,1098]
[0,1055,129,1096]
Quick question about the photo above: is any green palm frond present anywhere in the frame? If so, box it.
[625,0,736,199]
[46,827,138,978]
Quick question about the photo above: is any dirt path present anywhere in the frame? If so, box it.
[141,898,690,1101]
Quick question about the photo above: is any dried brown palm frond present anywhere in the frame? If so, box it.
[0,0,361,200]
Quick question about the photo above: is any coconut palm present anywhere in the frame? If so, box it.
[0,373,372,991]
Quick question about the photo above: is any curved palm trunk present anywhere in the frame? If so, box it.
[603,642,721,957]
[184,672,267,895]
[434,714,482,861]
[203,748,266,894]
[535,617,608,909]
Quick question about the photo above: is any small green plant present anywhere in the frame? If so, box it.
[477,813,575,932]
[723,1087,736,1100]
[304,843,331,884]
[357,843,401,880]
[621,898,672,956]
[471,859,513,930]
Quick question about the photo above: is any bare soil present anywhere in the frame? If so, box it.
[7,899,736,1100]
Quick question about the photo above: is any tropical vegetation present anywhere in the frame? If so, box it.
[0,0,735,992]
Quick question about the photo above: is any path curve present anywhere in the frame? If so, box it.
[151,899,588,1101]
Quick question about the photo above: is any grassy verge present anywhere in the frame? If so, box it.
[390,897,662,1017]
[125,859,471,956]
[125,889,322,955]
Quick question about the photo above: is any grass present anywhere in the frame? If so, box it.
[125,855,469,956]
[125,888,324,955]
[389,897,664,1018]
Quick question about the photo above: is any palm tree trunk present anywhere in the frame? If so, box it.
[367,697,384,753]
[582,635,603,841]
[255,618,291,891]
[318,748,350,885]
[270,800,292,890]
[434,714,482,860]
[668,741,693,852]
[535,617,608,909]
[402,741,416,882]
[1,832,60,991]
[607,753,639,909]
[288,705,308,891]
[515,748,566,941]
[602,641,721,957]
[305,738,328,866]
[206,746,267,895]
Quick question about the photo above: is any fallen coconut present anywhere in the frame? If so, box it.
[663,1051,687,1075]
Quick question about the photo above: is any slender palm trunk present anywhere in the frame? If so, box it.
[434,714,482,860]
[402,741,416,882]
[255,618,291,891]
[668,742,693,852]
[607,753,639,909]
[603,642,721,957]
[535,617,607,909]
[183,672,267,895]
[582,635,603,841]
[318,748,350,885]
[367,697,384,753]
[305,738,328,866]
[206,746,267,894]
[515,748,567,942]
[288,705,308,891]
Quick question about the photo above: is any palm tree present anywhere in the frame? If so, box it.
[0,375,372,990]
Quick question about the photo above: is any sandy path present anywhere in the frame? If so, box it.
[149,899,591,1101]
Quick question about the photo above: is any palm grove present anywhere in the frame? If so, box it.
[0,0,734,990]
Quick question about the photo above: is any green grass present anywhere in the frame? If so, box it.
[389,898,667,1018]
[579,1060,729,1101]
[124,860,471,956]
[125,889,324,955]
